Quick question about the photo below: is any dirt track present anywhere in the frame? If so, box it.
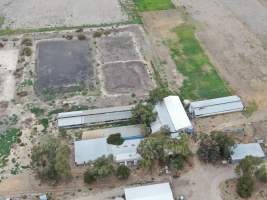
[174,0,267,107]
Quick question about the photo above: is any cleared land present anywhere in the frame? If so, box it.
[134,0,174,11]
[0,0,127,29]
[167,24,230,100]
[102,61,152,94]
[36,40,94,94]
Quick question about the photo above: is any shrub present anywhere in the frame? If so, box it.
[21,38,32,46]
[148,87,173,105]
[255,165,267,183]
[107,133,124,145]
[93,31,102,38]
[236,175,255,198]
[116,165,131,180]
[84,170,96,184]
[21,47,32,57]
[77,34,86,40]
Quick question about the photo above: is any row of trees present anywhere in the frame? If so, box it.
[235,156,267,198]
[31,136,71,182]
[83,156,131,184]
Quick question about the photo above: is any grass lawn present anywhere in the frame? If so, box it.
[167,24,230,100]
[0,128,20,167]
[134,0,174,11]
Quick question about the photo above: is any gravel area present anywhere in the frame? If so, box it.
[0,0,128,29]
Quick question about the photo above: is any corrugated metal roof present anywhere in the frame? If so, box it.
[151,96,192,133]
[189,96,244,117]
[231,143,265,161]
[124,182,174,200]
[74,138,142,165]
[57,105,134,128]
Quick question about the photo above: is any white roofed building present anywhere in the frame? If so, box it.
[124,182,174,200]
[151,96,192,135]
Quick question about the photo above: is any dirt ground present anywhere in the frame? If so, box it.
[0,0,127,29]
[174,0,267,107]
[0,49,18,101]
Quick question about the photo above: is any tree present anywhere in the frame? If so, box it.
[116,165,131,180]
[84,169,96,184]
[212,132,235,159]
[197,134,220,163]
[235,156,263,177]
[236,175,255,198]
[170,155,185,171]
[131,102,157,127]
[255,165,267,183]
[31,136,71,182]
[148,87,173,105]
[92,157,114,179]
[107,133,124,145]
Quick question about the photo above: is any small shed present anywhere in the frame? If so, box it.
[124,182,174,200]
[231,143,265,163]
[151,96,192,134]
[189,95,244,118]
[39,194,48,200]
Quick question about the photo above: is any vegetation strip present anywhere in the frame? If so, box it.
[167,24,230,100]
[134,0,174,11]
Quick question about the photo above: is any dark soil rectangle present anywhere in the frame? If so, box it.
[36,39,94,94]
[102,61,152,94]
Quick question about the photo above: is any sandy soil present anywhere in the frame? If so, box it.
[174,0,267,107]
[0,0,127,29]
[0,49,18,101]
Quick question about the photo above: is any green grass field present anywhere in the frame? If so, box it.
[167,24,230,100]
[134,0,174,11]
[0,128,20,167]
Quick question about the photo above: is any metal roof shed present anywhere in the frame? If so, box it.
[189,96,244,118]
[151,96,192,134]
[231,143,265,162]
[124,182,174,200]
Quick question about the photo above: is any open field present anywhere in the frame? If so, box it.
[167,24,230,100]
[0,0,127,29]
[134,0,174,11]
[175,0,267,106]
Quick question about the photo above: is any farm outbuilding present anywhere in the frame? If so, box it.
[231,143,265,163]
[124,182,174,200]
[151,96,193,135]
[57,105,134,128]
[74,138,142,165]
[189,95,244,118]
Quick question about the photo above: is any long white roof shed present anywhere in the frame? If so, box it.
[231,143,265,162]
[151,96,192,134]
[57,105,134,128]
[124,182,174,200]
[74,138,142,165]
[189,95,244,118]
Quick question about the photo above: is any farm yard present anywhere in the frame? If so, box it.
[0,0,267,200]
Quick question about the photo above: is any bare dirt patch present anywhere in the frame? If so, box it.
[0,49,18,101]
[0,0,127,29]
[102,61,153,94]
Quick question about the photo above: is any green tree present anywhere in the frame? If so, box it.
[92,157,114,179]
[235,156,263,177]
[236,175,255,198]
[212,132,235,159]
[116,165,131,180]
[170,155,185,171]
[31,136,71,182]
[107,133,124,145]
[255,165,267,183]
[197,134,220,163]
[132,102,157,127]
[148,87,173,105]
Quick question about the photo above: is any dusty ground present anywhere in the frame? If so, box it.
[174,0,267,107]
[0,49,18,101]
[0,0,127,29]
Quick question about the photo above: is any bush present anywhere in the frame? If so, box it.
[236,175,255,198]
[148,87,173,105]
[116,165,131,180]
[21,38,32,46]
[93,31,102,38]
[84,170,96,184]
[255,165,267,183]
[77,34,86,40]
[21,47,32,57]
[107,133,124,145]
